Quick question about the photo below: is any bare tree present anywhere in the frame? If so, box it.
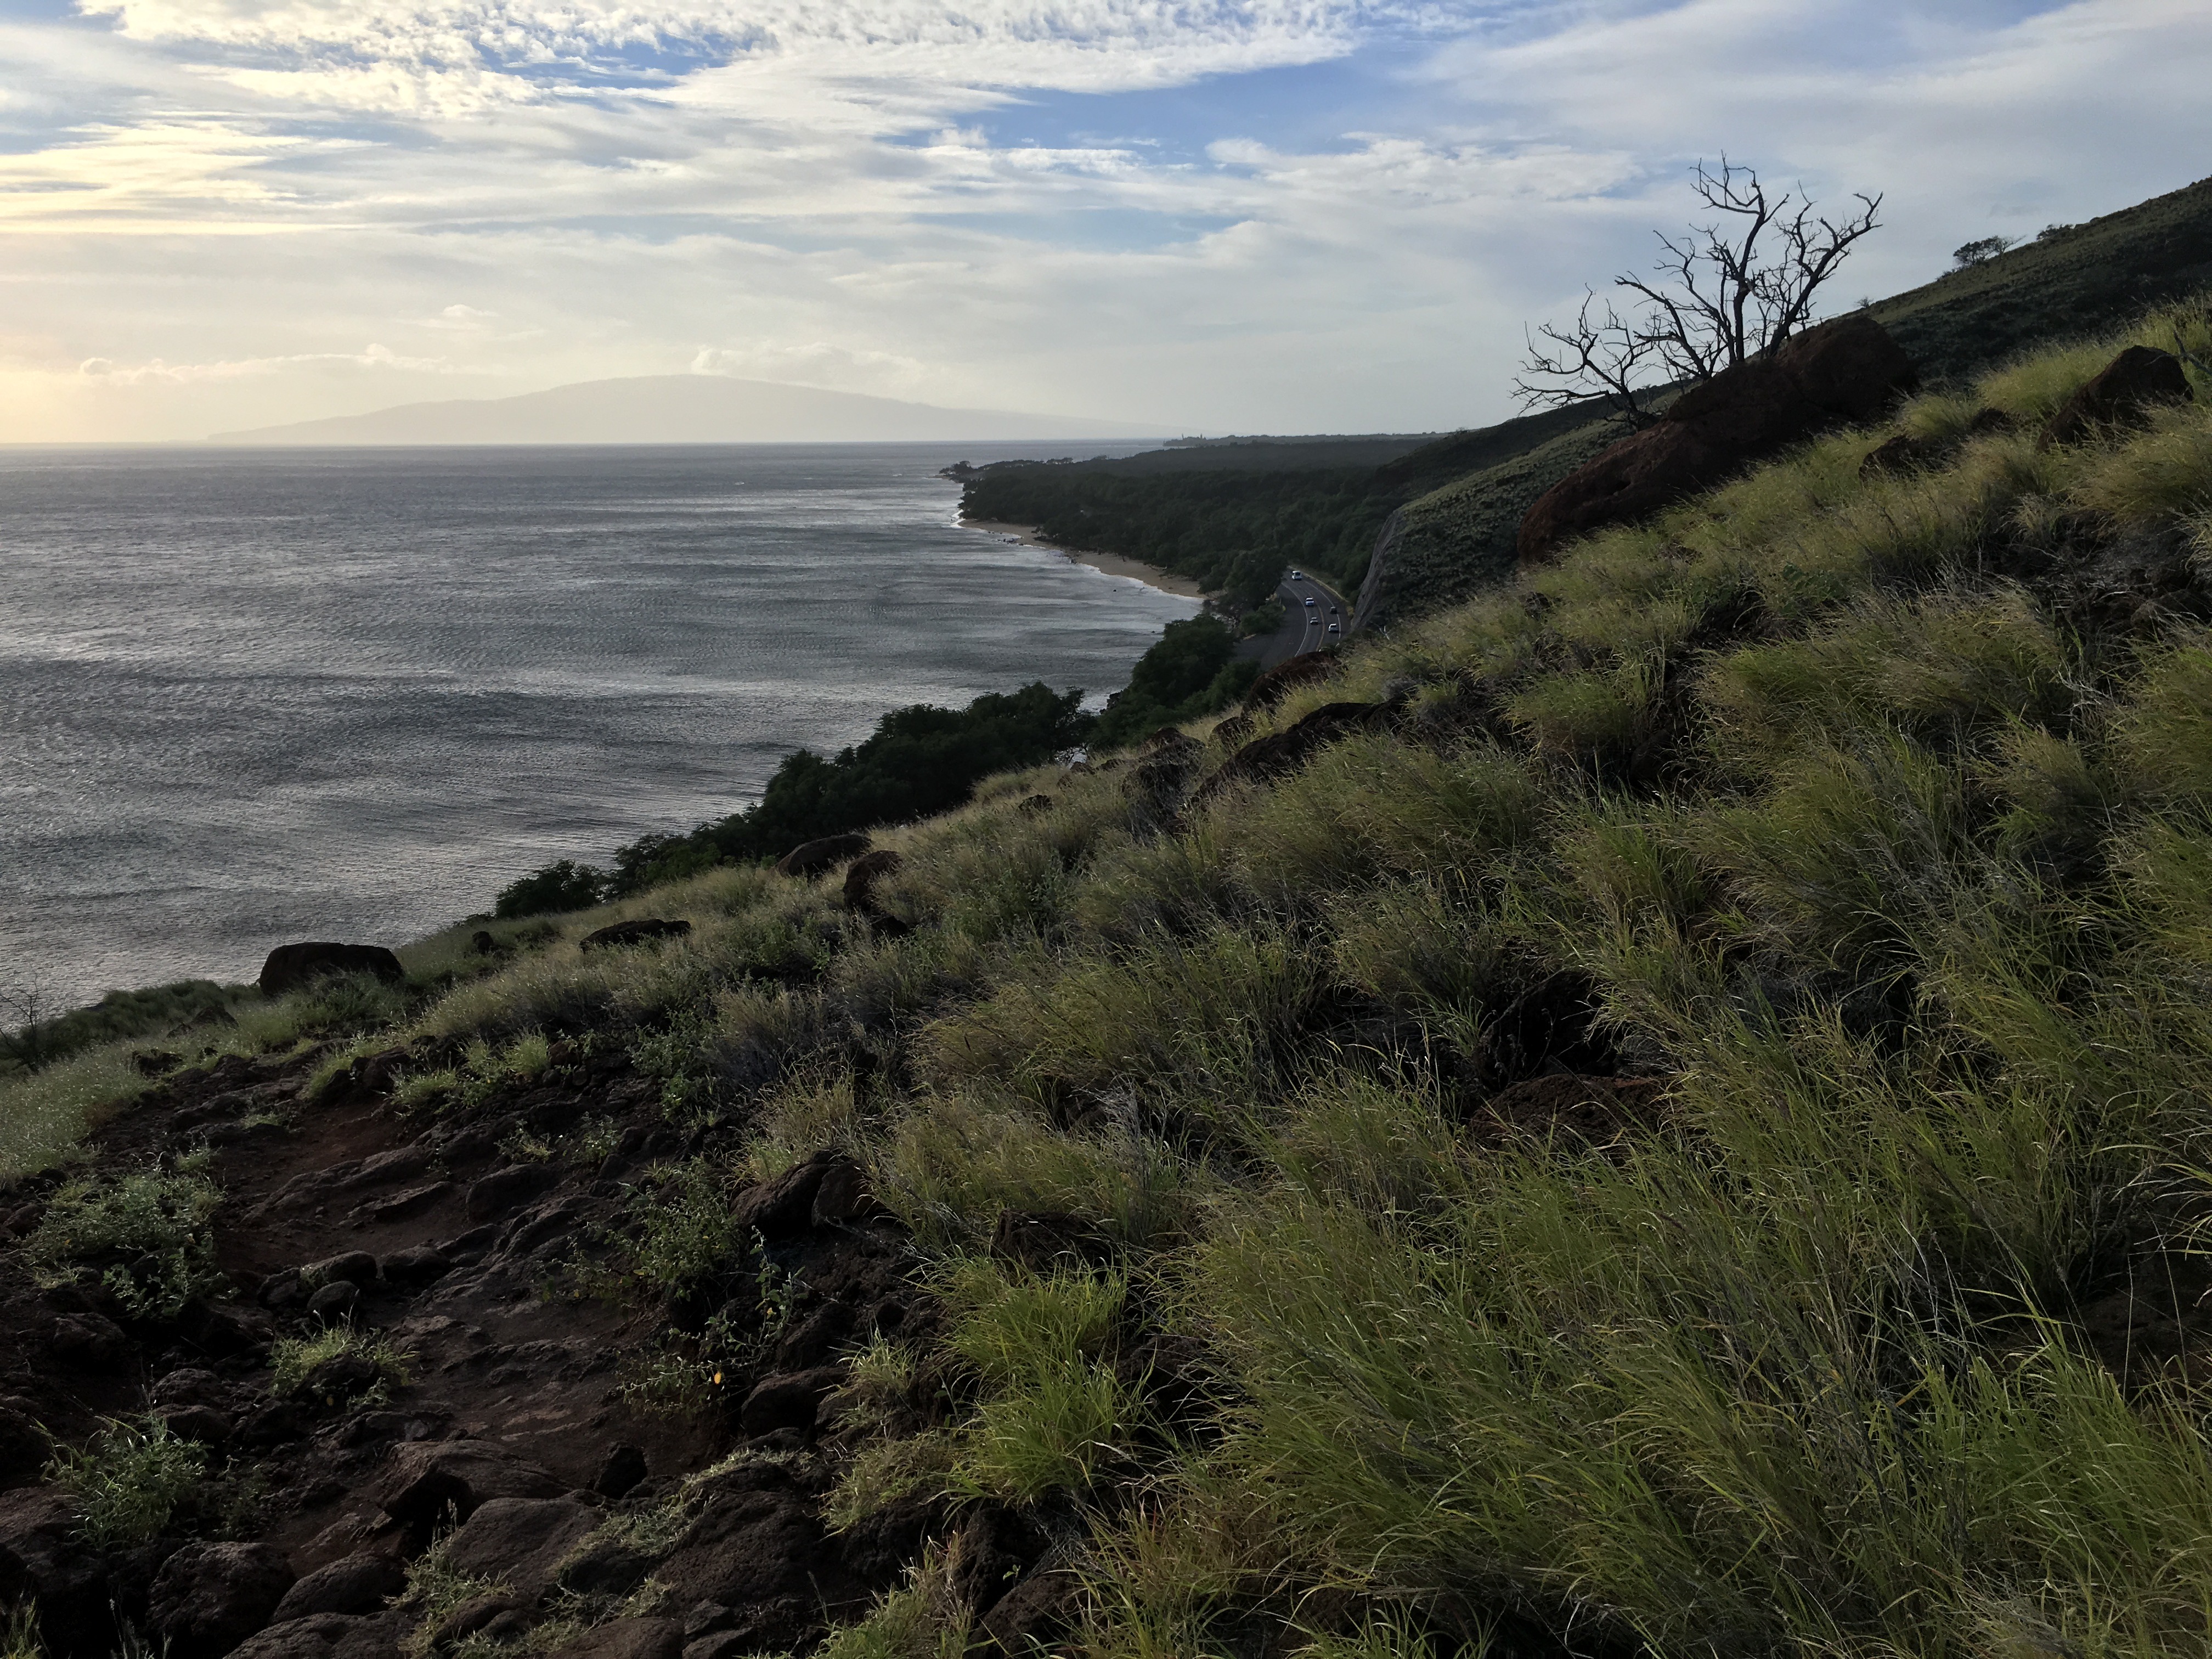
[1515,159,1883,425]
[0,974,57,1071]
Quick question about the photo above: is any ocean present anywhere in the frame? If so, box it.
[0,442,1197,1009]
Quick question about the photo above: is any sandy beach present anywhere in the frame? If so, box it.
[962,517,1210,600]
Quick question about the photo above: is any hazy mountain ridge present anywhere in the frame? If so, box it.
[207,374,1164,445]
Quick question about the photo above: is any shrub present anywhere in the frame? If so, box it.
[270,1328,413,1404]
[27,1159,224,1319]
[49,1417,207,1546]
[494,857,611,919]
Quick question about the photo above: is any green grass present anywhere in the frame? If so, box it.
[27,1156,224,1318]
[49,1417,208,1547]
[15,294,2212,1659]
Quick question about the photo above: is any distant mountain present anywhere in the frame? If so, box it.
[207,375,1165,445]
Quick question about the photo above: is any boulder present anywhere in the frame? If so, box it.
[2039,345,2193,449]
[948,1504,1046,1616]
[809,1155,884,1228]
[594,1443,648,1501]
[471,929,498,955]
[774,833,872,879]
[380,1244,452,1287]
[0,1489,111,1658]
[738,1368,845,1436]
[975,1568,1081,1655]
[1191,701,1394,807]
[159,1404,233,1445]
[1015,793,1054,817]
[580,918,693,952]
[733,1153,834,1241]
[370,1441,567,1534]
[258,943,404,998]
[306,1282,359,1323]
[228,1612,413,1659]
[268,1554,408,1623]
[545,1619,685,1659]
[1858,431,1944,478]
[1242,651,1341,712]
[148,1541,295,1659]
[653,1463,862,1642]
[304,1251,379,1290]
[841,849,904,917]
[1517,314,1918,564]
[466,1163,562,1222]
[442,1497,602,1598]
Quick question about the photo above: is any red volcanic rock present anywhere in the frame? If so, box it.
[2038,345,2193,449]
[1518,314,1918,565]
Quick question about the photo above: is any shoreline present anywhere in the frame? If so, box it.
[961,517,1210,601]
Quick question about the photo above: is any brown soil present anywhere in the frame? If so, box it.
[0,1041,939,1658]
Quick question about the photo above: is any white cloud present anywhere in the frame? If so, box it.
[3,0,2208,439]
[77,342,466,381]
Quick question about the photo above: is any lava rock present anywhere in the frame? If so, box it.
[371,1441,567,1535]
[546,1618,685,1659]
[379,1244,452,1287]
[49,1312,128,1368]
[949,1504,1046,1615]
[594,1443,648,1501]
[773,832,872,879]
[466,1163,563,1222]
[1242,650,1343,711]
[1016,793,1054,816]
[444,1497,602,1598]
[2039,345,2194,449]
[258,943,404,997]
[304,1251,379,1289]
[580,918,693,952]
[159,1405,233,1446]
[228,1611,414,1659]
[269,1554,408,1623]
[975,1568,1081,1655]
[841,850,904,917]
[732,1153,834,1241]
[307,1282,360,1323]
[738,1367,845,1436]
[148,1541,295,1659]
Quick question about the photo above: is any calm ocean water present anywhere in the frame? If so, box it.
[1,443,1195,1008]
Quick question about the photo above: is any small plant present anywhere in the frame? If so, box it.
[270,1327,411,1404]
[26,1158,225,1319]
[48,1416,207,1546]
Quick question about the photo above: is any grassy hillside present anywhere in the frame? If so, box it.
[968,175,2212,633]
[9,302,2211,1657]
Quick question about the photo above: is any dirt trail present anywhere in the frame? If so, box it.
[0,1036,951,1659]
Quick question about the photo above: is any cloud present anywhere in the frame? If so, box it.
[689,340,935,396]
[77,342,467,381]
[6,0,2210,439]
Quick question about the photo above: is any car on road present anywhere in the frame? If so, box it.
[1328,623,1341,634]
[1304,596,1317,607]
[1290,569,1304,580]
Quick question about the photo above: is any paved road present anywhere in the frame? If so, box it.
[1241,567,1351,670]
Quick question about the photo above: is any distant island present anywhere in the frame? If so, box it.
[207,374,1166,445]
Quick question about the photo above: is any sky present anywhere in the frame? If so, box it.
[1,0,2207,442]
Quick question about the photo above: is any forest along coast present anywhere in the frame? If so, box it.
[2,175,2211,1659]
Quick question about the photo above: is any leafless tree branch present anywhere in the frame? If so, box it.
[1516,157,1882,418]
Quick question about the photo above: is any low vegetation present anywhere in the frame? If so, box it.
[7,270,2212,1656]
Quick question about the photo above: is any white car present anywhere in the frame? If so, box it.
[1304,596,1317,607]
[1290,569,1304,580]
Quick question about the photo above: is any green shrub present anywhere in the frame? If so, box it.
[270,1327,412,1403]
[27,1158,224,1318]
[49,1417,207,1546]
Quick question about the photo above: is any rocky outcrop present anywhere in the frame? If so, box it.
[774,833,872,878]
[841,849,904,917]
[258,943,404,997]
[2038,345,2193,449]
[1517,314,1918,564]
[1192,700,1394,806]
[148,1542,295,1659]
[579,918,692,951]
[1242,651,1342,712]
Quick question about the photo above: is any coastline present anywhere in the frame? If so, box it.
[961,516,1210,601]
